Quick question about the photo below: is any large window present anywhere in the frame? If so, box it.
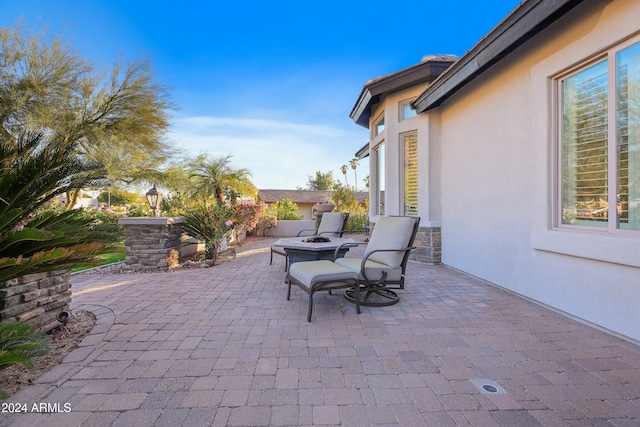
[374,143,385,216]
[559,39,640,232]
[617,42,640,230]
[403,134,418,216]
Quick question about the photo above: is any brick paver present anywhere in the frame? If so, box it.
[2,235,639,426]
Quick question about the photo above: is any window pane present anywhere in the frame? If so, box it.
[375,144,385,215]
[376,117,385,135]
[404,134,418,215]
[617,42,640,230]
[402,103,417,120]
[561,60,609,226]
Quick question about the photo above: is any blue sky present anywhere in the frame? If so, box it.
[1,0,521,190]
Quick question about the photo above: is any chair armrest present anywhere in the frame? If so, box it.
[359,247,416,284]
[296,228,317,237]
[332,241,365,260]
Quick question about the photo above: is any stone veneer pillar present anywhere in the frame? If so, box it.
[411,226,442,265]
[118,217,185,271]
[368,222,442,265]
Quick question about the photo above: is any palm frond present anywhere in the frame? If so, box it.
[0,322,48,372]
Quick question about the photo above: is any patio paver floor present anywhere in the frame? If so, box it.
[1,235,639,426]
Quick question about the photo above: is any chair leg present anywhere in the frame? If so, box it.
[270,248,273,265]
[353,282,361,314]
[307,291,314,322]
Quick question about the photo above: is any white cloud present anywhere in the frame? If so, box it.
[168,116,368,189]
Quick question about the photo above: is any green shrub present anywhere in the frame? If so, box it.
[77,208,124,236]
[160,193,190,217]
[332,186,369,232]
[230,203,263,243]
[345,212,369,233]
[256,214,277,236]
[97,189,141,206]
[265,198,302,220]
[126,203,152,217]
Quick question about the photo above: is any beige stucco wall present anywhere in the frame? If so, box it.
[433,0,640,342]
[298,203,315,220]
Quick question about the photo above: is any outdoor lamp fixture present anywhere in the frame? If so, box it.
[145,184,160,217]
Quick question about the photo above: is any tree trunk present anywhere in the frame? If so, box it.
[66,189,81,209]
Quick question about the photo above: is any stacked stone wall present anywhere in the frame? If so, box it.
[0,270,71,331]
[119,217,185,271]
[411,226,442,265]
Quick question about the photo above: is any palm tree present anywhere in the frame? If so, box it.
[350,158,359,191]
[340,164,349,187]
[189,154,257,205]
[0,132,120,282]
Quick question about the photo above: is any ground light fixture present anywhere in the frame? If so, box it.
[145,184,161,217]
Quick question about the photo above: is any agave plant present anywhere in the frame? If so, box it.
[0,132,120,282]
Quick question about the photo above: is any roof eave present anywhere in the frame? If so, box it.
[351,59,455,128]
[412,0,586,113]
[355,142,369,159]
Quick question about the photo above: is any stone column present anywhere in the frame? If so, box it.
[118,217,186,271]
[411,226,442,265]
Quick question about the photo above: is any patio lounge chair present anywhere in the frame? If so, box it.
[286,216,419,321]
[295,212,349,238]
[270,212,349,271]
[335,216,420,307]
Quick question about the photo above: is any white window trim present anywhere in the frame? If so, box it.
[552,54,608,233]
[530,34,640,268]
[372,141,385,218]
[399,98,418,121]
[373,112,385,139]
[553,38,640,237]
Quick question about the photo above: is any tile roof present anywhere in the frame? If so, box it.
[257,189,368,204]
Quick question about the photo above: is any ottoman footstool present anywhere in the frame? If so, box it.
[287,260,360,322]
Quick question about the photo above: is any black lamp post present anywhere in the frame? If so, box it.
[145,184,160,217]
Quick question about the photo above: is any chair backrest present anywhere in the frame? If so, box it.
[366,216,420,268]
[317,212,349,236]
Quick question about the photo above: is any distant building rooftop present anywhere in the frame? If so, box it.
[257,189,368,204]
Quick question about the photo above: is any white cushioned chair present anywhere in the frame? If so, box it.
[270,212,349,271]
[296,212,349,237]
[334,216,420,307]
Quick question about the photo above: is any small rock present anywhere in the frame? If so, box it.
[200,263,210,268]
[183,260,191,266]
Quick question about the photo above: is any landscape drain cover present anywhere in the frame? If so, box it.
[470,379,506,395]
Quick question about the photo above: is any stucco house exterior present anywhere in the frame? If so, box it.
[351,54,457,264]
[352,0,640,343]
